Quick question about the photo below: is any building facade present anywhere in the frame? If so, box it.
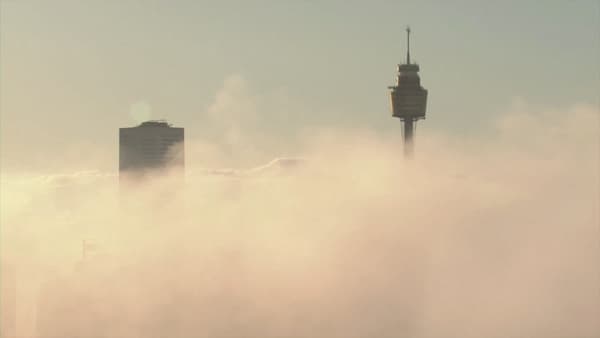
[119,120,184,178]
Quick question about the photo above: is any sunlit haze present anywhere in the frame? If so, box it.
[1,1,599,337]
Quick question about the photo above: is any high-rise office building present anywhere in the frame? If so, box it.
[119,120,184,179]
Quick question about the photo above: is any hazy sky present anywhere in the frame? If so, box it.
[1,2,599,336]
[1,0,599,171]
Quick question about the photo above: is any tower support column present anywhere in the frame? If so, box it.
[403,119,414,157]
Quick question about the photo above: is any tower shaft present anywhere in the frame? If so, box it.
[403,119,414,157]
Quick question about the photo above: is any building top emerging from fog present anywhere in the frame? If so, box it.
[119,120,184,177]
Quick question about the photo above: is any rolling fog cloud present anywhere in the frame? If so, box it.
[1,101,598,338]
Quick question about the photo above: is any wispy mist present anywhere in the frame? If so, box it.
[1,102,598,338]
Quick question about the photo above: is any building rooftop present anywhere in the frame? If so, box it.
[138,120,172,127]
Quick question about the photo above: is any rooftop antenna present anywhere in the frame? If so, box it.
[406,26,411,64]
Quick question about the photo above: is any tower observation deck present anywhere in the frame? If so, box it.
[389,27,428,157]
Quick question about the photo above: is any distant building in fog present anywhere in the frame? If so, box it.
[119,120,184,179]
[0,261,16,338]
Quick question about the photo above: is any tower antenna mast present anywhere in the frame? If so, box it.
[406,26,411,64]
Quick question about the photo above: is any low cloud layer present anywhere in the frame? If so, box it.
[1,103,598,338]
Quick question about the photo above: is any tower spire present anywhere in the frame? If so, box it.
[406,26,411,64]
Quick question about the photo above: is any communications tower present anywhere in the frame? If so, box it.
[389,27,428,157]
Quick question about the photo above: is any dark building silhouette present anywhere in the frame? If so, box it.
[119,120,184,179]
[389,27,428,157]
